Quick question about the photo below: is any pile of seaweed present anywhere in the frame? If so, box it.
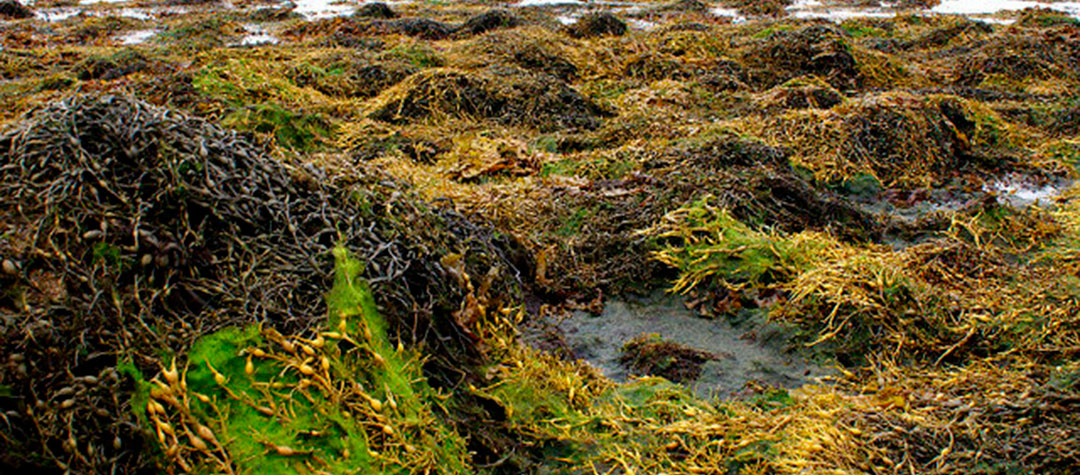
[0,95,521,472]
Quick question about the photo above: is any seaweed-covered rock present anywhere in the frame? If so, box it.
[1016,7,1080,28]
[952,33,1080,87]
[759,93,993,187]
[621,334,724,383]
[511,43,578,81]
[73,49,154,81]
[1052,104,1080,136]
[456,31,580,82]
[744,24,860,90]
[623,52,695,81]
[699,59,749,91]
[0,0,32,19]
[530,132,880,295]
[721,0,792,17]
[900,18,991,50]
[354,1,397,19]
[290,54,417,98]
[566,13,627,39]
[656,0,710,13]
[246,1,301,22]
[370,67,611,131]
[755,75,845,110]
[461,9,521,36]
[0,95,521,473]
[369,18,456,40]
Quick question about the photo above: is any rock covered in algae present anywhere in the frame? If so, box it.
[0,0,32,20]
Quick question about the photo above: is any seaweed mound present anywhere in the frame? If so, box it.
[952,32,1080,88]
[566,13,627,39]
[532,133,880,295]
[461,9,521,36]
[623,52,695,81]
[368,17,456,40]
[289,53,417,98]
[0,0,32,19]
[744,24,860,90]
[1015,7,1080,28]
[755,75,845,110]
[454,31,580,81]
[353,1,397,19]
[74,49,155,81]
[370,67,611,131]
[657,0,711,13]
[757,93,993,187]
[721,0,792,17]
[0,95,520,472]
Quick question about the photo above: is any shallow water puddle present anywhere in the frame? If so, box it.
[558,292,829,399]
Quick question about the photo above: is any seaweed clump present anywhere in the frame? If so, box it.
[566,13,628,39]
[951,29,1080,89]
[369,66,612,131]
[754,75,845,110]
[751,93,996,187]
[721,0,792,17]
[289,54,417,98]
[743,24,860,90]
[461,9,522,36]
[366,18,456,40]
[354,2,397,19]
[620,333,724,383]
[73,49,155,81]
[0,95,520,472]
[526,133,880,296]
[0,0,32,20]
[131,250,475,473]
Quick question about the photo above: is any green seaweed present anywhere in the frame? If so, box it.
[136,247,471,473]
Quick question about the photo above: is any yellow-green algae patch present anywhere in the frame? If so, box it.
[136,248,470,473]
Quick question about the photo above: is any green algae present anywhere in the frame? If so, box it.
[650,196,837,292]
[136,247,471,474]
[222,103,331,151]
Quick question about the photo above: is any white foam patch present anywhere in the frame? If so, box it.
[36,6,184,22]
[116,28,156,44]
[555,13,577,24]
[293,0,356,19]
[36,7,81,21]
[232,23,279,46]
[932,0,1080,16]
[789,7,897,20]
[984,176,1067,207]
[627,17,658,30]
[516,0,587,6]
[710,6,747,22]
